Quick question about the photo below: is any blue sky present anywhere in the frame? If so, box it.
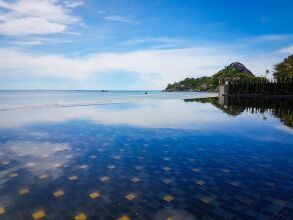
[0,0,293,90]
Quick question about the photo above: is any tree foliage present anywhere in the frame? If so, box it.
[274,54,293,80]
[211,62,254,88]
[165,77,212,92]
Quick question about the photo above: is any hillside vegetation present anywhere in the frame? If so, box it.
[164,62,256,92]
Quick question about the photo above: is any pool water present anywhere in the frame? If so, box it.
[0,91,292,220]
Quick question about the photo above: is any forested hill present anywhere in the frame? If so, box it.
[164,62,256,92]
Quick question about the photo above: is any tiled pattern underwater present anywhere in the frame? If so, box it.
[0,102,293,220]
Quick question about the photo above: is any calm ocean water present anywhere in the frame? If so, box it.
[0,90,215,111]
[0,91,292,220]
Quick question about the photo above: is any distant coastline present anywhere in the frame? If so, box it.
[163,62,256,92]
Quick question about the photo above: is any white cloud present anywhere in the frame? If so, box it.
[253,34,292,42]
[122,37,188,47]
[278,45,293,54]
[0,47,234,85]
[14,40,44,46]
[63,0,83,8]
[0,0,82,36]
[11,37,73,47]
[104,15,139,24]
[0,45,283,89]
[0,17,66,35]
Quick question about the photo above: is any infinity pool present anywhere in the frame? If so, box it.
[0,91,292,220]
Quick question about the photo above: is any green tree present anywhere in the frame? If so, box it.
[273,54,293,80]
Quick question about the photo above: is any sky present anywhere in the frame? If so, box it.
[0,0,293,90]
